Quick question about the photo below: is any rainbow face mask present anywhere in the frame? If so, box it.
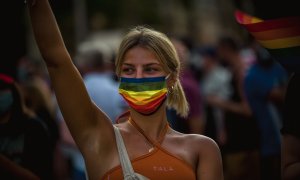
[119,76,168,115]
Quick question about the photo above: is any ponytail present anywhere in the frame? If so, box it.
[167,79,189,118]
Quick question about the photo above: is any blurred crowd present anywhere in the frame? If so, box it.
[1,29,288,180]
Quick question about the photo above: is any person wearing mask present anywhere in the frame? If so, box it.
[0,73,53,179]
[25,0,223,179]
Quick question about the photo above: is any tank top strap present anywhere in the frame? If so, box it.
[116,110,131,124]
[128,117,169,146]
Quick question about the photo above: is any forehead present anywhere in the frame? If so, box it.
[123,46,161,65]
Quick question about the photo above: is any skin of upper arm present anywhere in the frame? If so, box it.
[28,1,117,175]
[196,136,224,180]
[47,59,116,160]
[28,0,113,146]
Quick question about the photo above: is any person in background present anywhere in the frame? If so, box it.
[244,43,288,180]
[25,0,223,179]
[0,73,53,179]
[232,4,300,179]
[198,46,232,146]
[17,56,70,180]
[168,37,205,135]
[208,36,260,180]
[74,46,126,123]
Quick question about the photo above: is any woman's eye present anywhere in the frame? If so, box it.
[122,68,134,74]
[145,67,158,73]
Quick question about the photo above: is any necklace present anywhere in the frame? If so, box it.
[128,117,169,152]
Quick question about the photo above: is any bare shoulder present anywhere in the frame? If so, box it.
[171,130,220,152]
[169,130,222,164]
[195,133,218,146]
[189,134,220,154]
[180,133,223,179]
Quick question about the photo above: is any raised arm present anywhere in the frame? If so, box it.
[26,0,114,150]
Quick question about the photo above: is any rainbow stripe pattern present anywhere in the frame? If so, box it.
[119,77,168,114]
[235,10,300,72]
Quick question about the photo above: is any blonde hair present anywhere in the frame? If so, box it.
[115,26,189,117]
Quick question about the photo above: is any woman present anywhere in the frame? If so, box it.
[27,0,223,179]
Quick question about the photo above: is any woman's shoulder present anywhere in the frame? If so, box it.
[168,130,222,171]
[171,130,220,152]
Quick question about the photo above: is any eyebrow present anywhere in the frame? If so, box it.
[122,63,161,67]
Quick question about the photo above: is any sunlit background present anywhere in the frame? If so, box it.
[1,0,298,78]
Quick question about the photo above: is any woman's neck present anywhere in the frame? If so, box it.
[129,104,168,142]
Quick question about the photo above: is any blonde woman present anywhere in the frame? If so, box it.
[26,0,223,179]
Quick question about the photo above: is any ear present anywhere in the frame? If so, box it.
[166,74,177,89]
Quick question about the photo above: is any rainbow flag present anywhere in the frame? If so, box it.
[235,10,300,72]
[119,77,168,114]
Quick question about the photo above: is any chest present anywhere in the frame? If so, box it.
[123,134,198,172]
